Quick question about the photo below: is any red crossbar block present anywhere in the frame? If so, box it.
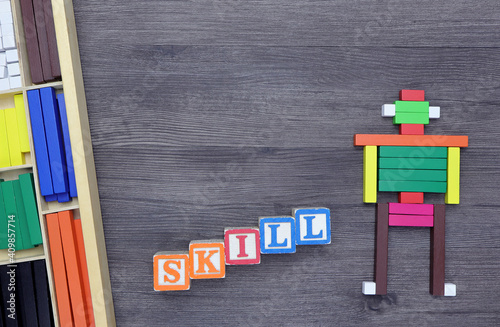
[389,203,434,215]
[399,124,424,135]
[399,192,424,203]
[400,90,425,101]
[389,214,434,227]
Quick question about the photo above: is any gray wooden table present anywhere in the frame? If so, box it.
[73,0,500,325]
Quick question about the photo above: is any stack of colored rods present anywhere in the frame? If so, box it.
[0,94,30,168]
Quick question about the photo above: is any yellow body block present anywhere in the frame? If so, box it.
[363,145,378,203]
[4,108,25,166]
[14,94,30,153]
[0,110,11,168]
[445,147,460,204]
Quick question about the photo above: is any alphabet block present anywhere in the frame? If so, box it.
[224,228,260,265]
[293,208,331,245]
[189,240,225,279]
[154,252,190,291]
[259,216,296,254]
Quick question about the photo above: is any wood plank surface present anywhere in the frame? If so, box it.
[71,0,500,325]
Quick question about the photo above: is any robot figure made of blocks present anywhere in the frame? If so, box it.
[354,90,468,297]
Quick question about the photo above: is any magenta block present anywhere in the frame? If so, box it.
[389,214,434,227]
[388,203,433,216]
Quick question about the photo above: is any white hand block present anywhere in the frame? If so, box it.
[381,104,396,117]
[0,12,12,24]
[444,283,456,296]
[9,75,21,88]
[5,49,17,63]
[362,281,377,295]
[0,65,6,78]
[429,106,440,119]
[2,35,15,49]
[0,77,9,90]
[0,52,5,66]
[1,23,13,36]
[7,62,19,76]
[0,2,11,14]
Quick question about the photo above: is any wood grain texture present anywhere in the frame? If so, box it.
[72,0,500,325]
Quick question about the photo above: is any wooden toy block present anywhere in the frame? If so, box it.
[394,101,429,113]
[381,104,395,117]
[399,192,424,204]
[2,180,25,250]
[224,227,260,265]
[430,204,446,296]
[378,157,447,170]
[378,146,447,158]
[40,87,69,194]
[445,147,460,204]
[46,213,74,325]
[32,0,55,82]
[7,62,19,76]
[379,180,447,193]
[0,77,9,91]
[3,35,15,49]
[429,106,440,119]
[58,210,89,327]
[42,0,61,78]
[444,283,456,297]
[393,112,429,125]
[399,90,425,101]
[362,281,376,295]
[363,145,377,203]
[45,194,58,202]
[375,203,389,295]
[0,179,7,249]
[294,208,331,245]
[0,11,13,24]
[17,262,39,326]
[73,218,95,324]
[5,49,17,63]
[4,108,25,166]
[154,252,190,291]
[388,214,434,227]
[399,124,424,135]
[0,109,11,168]
[57,192,71,202]
[19,0,44,84]
[189,240,225,279]
[27,89,54,196]
[13,179,34,249]
[0,23,13,36]
[58,93,77,197]
[354,134,468,147]
[14,94,30,153]
[33,260,54,326]
[0,65,7,78]
[378,169,447,182]
[9,75,21,88]
[259,216,296,254]
[0,1,11,13]
[388,203,434,215]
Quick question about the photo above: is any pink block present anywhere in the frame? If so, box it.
[389,214,434,227]
[388,203,434,216]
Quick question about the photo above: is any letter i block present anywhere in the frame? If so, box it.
[259,217,296,254]
[154,252,190,291]
[189,240,225,279]
[224,228,260,265]
[294,208,331,245]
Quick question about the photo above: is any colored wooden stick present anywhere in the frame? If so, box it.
[375,203,389,295]
[388,203,434,215]
[430,204,446,296]
[354,134,468,147]
[389,214,433,227]
[400,90,425,101]
[14,94,30,153]
[445,147,460,204]
[398,192,424,204]
[19,0,44,84]
[363,146,377,203]
[400,124,424,135]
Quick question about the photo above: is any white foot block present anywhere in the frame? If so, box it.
[362,281,376,295]
[381,104,396,117]
[429,106,440,118]
[444,283,456,296]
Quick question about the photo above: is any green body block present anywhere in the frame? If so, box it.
[379,180,447,193]
[393,112,429,125]
[378,157,447,170]
[0,179,7,249]
[379,146,447,158]
[13,180,34,250]
[379,169,447,182]
[1,181,26,251]
[394,101,429,113]
[19,174,42,246]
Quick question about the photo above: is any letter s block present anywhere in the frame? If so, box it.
[259,216,296,254]
[189,240,225,279]
[154,252,190,291]
[294,208,331,245]
[224,228,260,265]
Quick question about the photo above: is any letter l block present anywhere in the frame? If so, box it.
[294,208,331,245]
[259,216,296,254]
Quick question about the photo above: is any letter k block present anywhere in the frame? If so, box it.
[294,208,331,245]
[259,216,296,254]
[189,240,225,279]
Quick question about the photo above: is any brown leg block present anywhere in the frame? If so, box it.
[375,203,389,295]
[430,204,446,296]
